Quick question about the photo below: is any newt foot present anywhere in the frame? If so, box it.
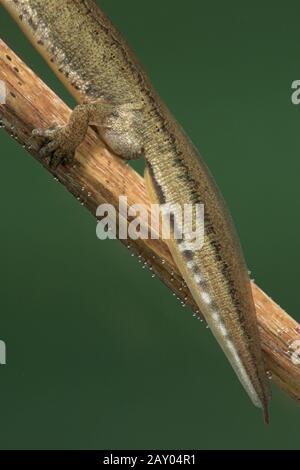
[32,124,76,169]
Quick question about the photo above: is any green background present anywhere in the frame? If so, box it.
[0,0,300,450]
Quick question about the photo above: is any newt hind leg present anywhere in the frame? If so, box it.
[98,102,145,160]
[33,100,144,169]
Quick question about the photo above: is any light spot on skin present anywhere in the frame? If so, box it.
[212,312,219,322]
[194,273,202,283]
[219,323,228,337]
[201,291,211,304]
[226,340,261,408]
[211,312,227,337]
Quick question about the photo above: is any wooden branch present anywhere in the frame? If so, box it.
[1,39,300,403]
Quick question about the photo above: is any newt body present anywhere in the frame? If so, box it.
[2,0,271,420]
